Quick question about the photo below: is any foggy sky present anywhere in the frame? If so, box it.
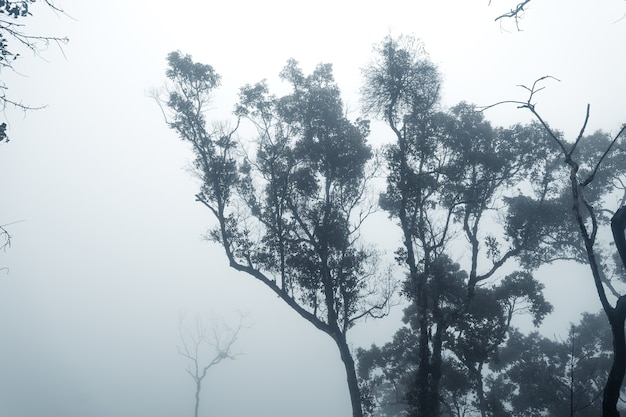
[1,1,625,416]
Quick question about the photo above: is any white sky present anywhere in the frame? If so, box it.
[0,1,625,416]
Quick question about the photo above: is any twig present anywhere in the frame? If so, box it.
[493,0,533,30]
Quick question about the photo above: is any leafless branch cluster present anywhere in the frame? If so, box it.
[0,224,10,252]
[0,223,10,273]
[0,220,22,273]
[178,314,246,417]
[178,314,244,376]
[489,0,532,30]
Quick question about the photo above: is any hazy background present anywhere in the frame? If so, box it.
[1,1,625,416]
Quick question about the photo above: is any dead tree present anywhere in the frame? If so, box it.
[178,315,244,417]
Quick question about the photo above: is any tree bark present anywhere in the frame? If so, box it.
[428,322,444,417]
[335,333,364,417]
[602,300,626,417]
[415,295,431,417]
[194,380,202,417]
[473,363,487,417]
[603,207,626,417]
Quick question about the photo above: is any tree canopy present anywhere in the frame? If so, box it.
[161,34,626,417]
[163,50,393,417]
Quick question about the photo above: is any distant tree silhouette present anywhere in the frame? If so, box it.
[178,315,244,417]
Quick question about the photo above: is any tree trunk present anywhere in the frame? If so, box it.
[416,303,431,417]
[194,380,201,417]
[602,302,626,417]
[603,207,626,417]
[475,363,487,417]
[335,334,364,417]
[427,323,444,417]
[409,292,433,417]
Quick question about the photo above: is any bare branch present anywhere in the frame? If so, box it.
[0,224,11,252]
[481,76,566,155]
[0,1,70,142]
[569,104,591,160]
[581,123,626,187]
[477,99,527,113]
[492,0,533,30]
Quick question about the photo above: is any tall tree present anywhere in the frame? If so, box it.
[486,77,626,416]
[162,52,392,417]
[361,36,559,417]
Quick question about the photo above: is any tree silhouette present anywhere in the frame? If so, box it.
[483,76,626,417]
[361,35,560,417]
[161,51,394,417]
[178,315,243,417]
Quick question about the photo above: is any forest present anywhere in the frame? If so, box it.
[161,34,626,417]
[1,1,626,417]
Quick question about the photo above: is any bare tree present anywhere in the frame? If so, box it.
[178,314,245,417]
[482,77,626,417]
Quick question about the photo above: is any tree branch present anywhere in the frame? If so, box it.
[492,0,533,30]
[611,206,626,272]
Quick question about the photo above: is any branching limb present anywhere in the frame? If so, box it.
[493,0,532,21]
[0,224,11,252]
[479,76,566,154]
[0,0,69,141]
[582,124,626,187]
[491,0,532,30]
[611,206,626,272]
[0,220,24,272]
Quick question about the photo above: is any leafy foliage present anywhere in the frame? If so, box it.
[489,312,615,417]
[361,35,565,417]
[164,52,393,417]
[358,266,552,417]
[360,309,619,417]
[162,35,626,417]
